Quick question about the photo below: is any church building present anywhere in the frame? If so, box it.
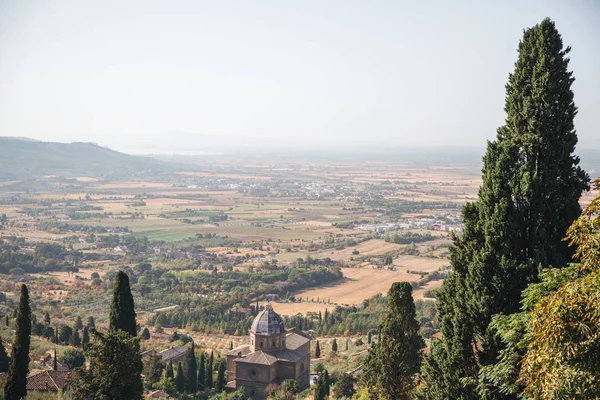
[226,303,311,399]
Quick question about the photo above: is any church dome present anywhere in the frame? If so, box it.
[251,303,285,335]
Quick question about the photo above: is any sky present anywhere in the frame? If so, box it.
[0,0,599,154]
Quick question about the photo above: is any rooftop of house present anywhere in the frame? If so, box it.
[228,344,252,357]
[234,349,308,365]
[26,370,72,392]
[285,332,311,351]
[158,345,188,362]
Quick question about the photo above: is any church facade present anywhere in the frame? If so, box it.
[226,303,311,399]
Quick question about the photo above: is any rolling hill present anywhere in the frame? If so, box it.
[0,137,170,180]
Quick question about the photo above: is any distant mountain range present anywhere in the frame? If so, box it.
[0,137,169,180]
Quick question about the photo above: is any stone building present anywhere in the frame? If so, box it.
[226,303,311,399]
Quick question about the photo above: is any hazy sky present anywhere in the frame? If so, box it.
[1,0,599,153]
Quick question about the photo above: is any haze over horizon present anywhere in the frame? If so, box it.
[1,1,599,153]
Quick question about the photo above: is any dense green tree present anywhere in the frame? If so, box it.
[74,315,83,330]
[216,359,226,392]
[175,362,185,393]
[363,282,423,399]
[198,352,205,391]
[71,330,82,347]
[58,325,73,345]
[419,18,589,399]
[43,312,51,325]
[165,361,174,379]
[4,284,31,400]
[0,337,9,373]
[87,316,95,329]
[283,378,298,395]
[315,340,321,358]
[206,351,213,388]
[331,338,338,352]
[141,327,150,340]
[314,369,330,400]
[333,373,356,399]
[367,331,372,345]
[82,327,90,350]
[184,342,197,393]
[478,180,600,397]
[61,348,85,369]
[53,349,57,371]
[143,353,163,389]
[70,330,143,400]
[109,271,137,336]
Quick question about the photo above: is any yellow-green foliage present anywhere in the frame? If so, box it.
[567,178,600,274]
[520,270,600,399]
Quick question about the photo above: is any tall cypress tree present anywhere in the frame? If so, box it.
[419,18,589,399]
[363,282,424,399]
[197,352,205,391]
[0,337,10,373]
[184,342,197,393]
[205,352,213,389]
[175,362,185,393]
[109,271,137,336]
[82,327,90,350]
[166,361,174,379]
[216,359,226,392]
[4,284,32,400]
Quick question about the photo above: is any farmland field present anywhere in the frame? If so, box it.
[275,266,440,316]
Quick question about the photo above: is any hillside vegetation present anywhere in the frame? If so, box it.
[0,137,169,179]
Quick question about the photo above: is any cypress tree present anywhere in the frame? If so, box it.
[82,327,90,350]
[70,329,143,400]
[184,342,197,393]
[315,340,321,358]
[53,349,57,371]
[363,282,423,400]
[71,330,81,347]
[109,271,137,336]
[166,361,174,379]
[4,284,32,400]
[175,362,185,393]
[205,352,213,389]
[331,338,337,352]
[197,353,205,391]
[44,312,51,325]
[216,360,226,391]
[419,18,589,399]
[74,316,83,330]
[141,327,150,340]
[0,337,9,373]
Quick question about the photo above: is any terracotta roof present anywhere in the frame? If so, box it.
[26,370,72,391]
[234,350,278,365]
[158,346,188,363]
[271,349,308,363]
[285,332,310,350]
[227,344,252,357]
[147,389,170,398]
[234,348,308,365]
